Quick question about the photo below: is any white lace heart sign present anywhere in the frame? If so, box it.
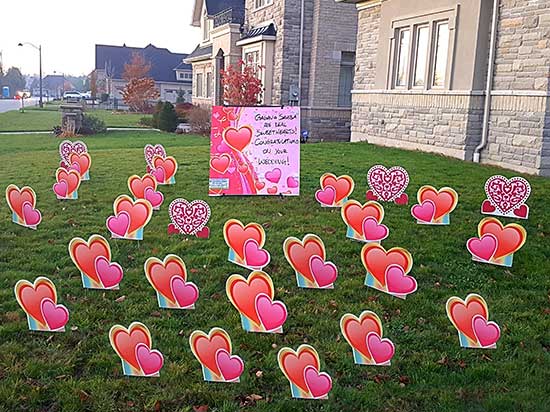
[144,144,167,168]
[367,165,409,202]
[168,199,211,235]
[59,140,88,164]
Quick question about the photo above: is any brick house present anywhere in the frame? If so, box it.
[93,44,193,104]
[185,0,359,141]
[338,0,550,176]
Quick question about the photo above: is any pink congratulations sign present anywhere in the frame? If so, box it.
[209,106,300,196]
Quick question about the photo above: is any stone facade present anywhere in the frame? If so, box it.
[483,0,550,175]
[188,0,358,141]
[345,0,550,176]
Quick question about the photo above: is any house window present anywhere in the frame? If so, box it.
[202,10,210,41]
[390,11,454,90]
[196,73,203,97]
[206,72,212,98]
[254,0,273,9]
[338,52,355,107]
[413,25,429,87]
[244,50,260,78]
[432,21,450,88]
[395,28,410,87]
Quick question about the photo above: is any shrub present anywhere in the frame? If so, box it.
[175,102,194,123]
[151,101,164,128]
[188,106,211,135]
[139,116,155,128]
[79,114,107,135]
[157,102,178,132]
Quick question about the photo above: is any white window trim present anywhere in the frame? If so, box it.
[387,6,457,91]
[254,0,274,12]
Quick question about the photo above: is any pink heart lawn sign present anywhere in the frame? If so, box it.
[482,175,531,219]
[59,140,88,165]
[367,165,409,203]
[168,199,211,237]
[144,144,167,168]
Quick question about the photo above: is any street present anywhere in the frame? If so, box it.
[0,97,40,113]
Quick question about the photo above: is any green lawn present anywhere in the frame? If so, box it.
[0,104,151,131]
[0,131,549,412]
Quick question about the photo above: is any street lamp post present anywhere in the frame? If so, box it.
[17,42,43,108]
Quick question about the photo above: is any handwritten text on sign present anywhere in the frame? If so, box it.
[209,106,300,196]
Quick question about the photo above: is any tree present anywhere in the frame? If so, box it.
[0,67,26,97]
[157,102,178,132]
[121,78,159,112]
[123,52,151,81]
[176,89,186,103]
[220,60,263,106]
[90,71,98,100]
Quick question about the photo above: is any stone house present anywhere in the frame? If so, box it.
[93,44,193,104]
[338,0,550,176]
[185,0,359,141]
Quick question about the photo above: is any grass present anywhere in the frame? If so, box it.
[0,103,151,132]
[0,130,549,412]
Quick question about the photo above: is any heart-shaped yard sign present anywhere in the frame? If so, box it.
[283,234,338,288]
[361,243,416,299]
[315,173,355,207]
[168,198,211,237]
[59,140,87,165]
[223,219,270,270]
[106,195,153,240]
[341,200,388,242]
[226,271,286,333]
[5,184,42,229]
[189,327,244,382]
[411,185,458,225]
[68,234,123,289]
[340,310,395,365]
[109,322,163,377]
[446,293,500,348]
[53,168,81,200]
[14,277,69,332]
[144,254,199,309]
[278,344,332,399]
[482,175,531,219]
[144,144,167,168]
[366,165,409,204]
[466,217,526,267]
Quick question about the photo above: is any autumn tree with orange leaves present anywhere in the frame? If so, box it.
[121,52,158,112]
[220,60,263,106]
[121,78,160,112]
[123,52,152,81]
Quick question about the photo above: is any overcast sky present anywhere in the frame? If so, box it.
[0,0,201,77]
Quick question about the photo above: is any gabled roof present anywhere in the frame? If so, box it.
[192,0,245,26]
[241,23,277,40]
[173,61,192,71]
[95,44,189,83]
[184,45,213,63]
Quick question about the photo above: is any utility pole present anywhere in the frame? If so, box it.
[17,42,43,108]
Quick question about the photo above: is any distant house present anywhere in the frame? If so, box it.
[93,43,193,104]
[185,0,359,141]
[41,75,67,99]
